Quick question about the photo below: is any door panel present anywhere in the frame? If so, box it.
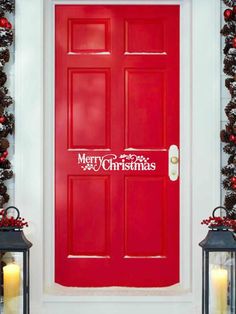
[125,19,166,53]
[125,69,166,148]
[68,175,110,257]
[124,176,167,257]
[68,68,111,149]
[55,5,180,287]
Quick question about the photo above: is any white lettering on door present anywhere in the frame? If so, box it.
[77,154,156,172]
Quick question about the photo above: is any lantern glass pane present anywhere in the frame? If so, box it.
[209,251,236,314]
[0,252,24,314]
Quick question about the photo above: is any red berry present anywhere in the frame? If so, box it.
[232,183,236,190]
[0,116,5,124]
[230,134,236,142]
[6,22,12,29]
[224,9,233,20]
[233,37,236,48]
[231,177,236,184]
[0,157,5,163]
[0,18,8,28]
[2,151,8,158]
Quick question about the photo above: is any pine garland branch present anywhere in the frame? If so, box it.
[224,0,236,8]
[221,1,236,216]
[0,1,15,207]
[0,1,14,13]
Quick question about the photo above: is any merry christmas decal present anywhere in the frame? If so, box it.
[78,153,156,171]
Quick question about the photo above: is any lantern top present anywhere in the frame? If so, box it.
[199,229,236,250]
[0,206,32,250]
[0,206,28,231]
[0,229,32,250]
[200,206,236,250]
[201,206,236,231]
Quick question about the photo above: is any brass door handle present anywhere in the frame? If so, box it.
[169,145,179,181]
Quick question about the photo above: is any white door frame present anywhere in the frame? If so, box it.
[14,0,221,313]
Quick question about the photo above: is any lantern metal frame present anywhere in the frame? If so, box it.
[199,207,236,314]
[0,206,32,314]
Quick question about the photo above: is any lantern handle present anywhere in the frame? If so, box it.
[212,206,227,218]
[3,206,20,220]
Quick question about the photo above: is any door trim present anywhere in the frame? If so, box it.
[14,0,221,312]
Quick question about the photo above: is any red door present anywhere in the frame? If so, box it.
[55,5,179,287]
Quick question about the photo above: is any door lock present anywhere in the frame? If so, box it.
[170,156,178,165]
[168,145,179,181]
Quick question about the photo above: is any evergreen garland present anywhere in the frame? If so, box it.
[0,0,14,209]
[224,0,236,8]
[221,2,236,218]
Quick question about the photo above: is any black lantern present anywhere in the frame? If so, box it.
[199,207,236,314]
[0,206,32,314]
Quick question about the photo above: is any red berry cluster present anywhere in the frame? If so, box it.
[0,209,28,229]
[224,7,236,20]
[0,150,7,162]
[0,17,11,30]
[230,176,236,190]
[224,7,236,48]
[201,216,236,231]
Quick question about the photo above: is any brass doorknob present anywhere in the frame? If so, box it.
[170,156,178,164]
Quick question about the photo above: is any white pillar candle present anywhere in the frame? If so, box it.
[3,263,20,314]
[211,268,228,314]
